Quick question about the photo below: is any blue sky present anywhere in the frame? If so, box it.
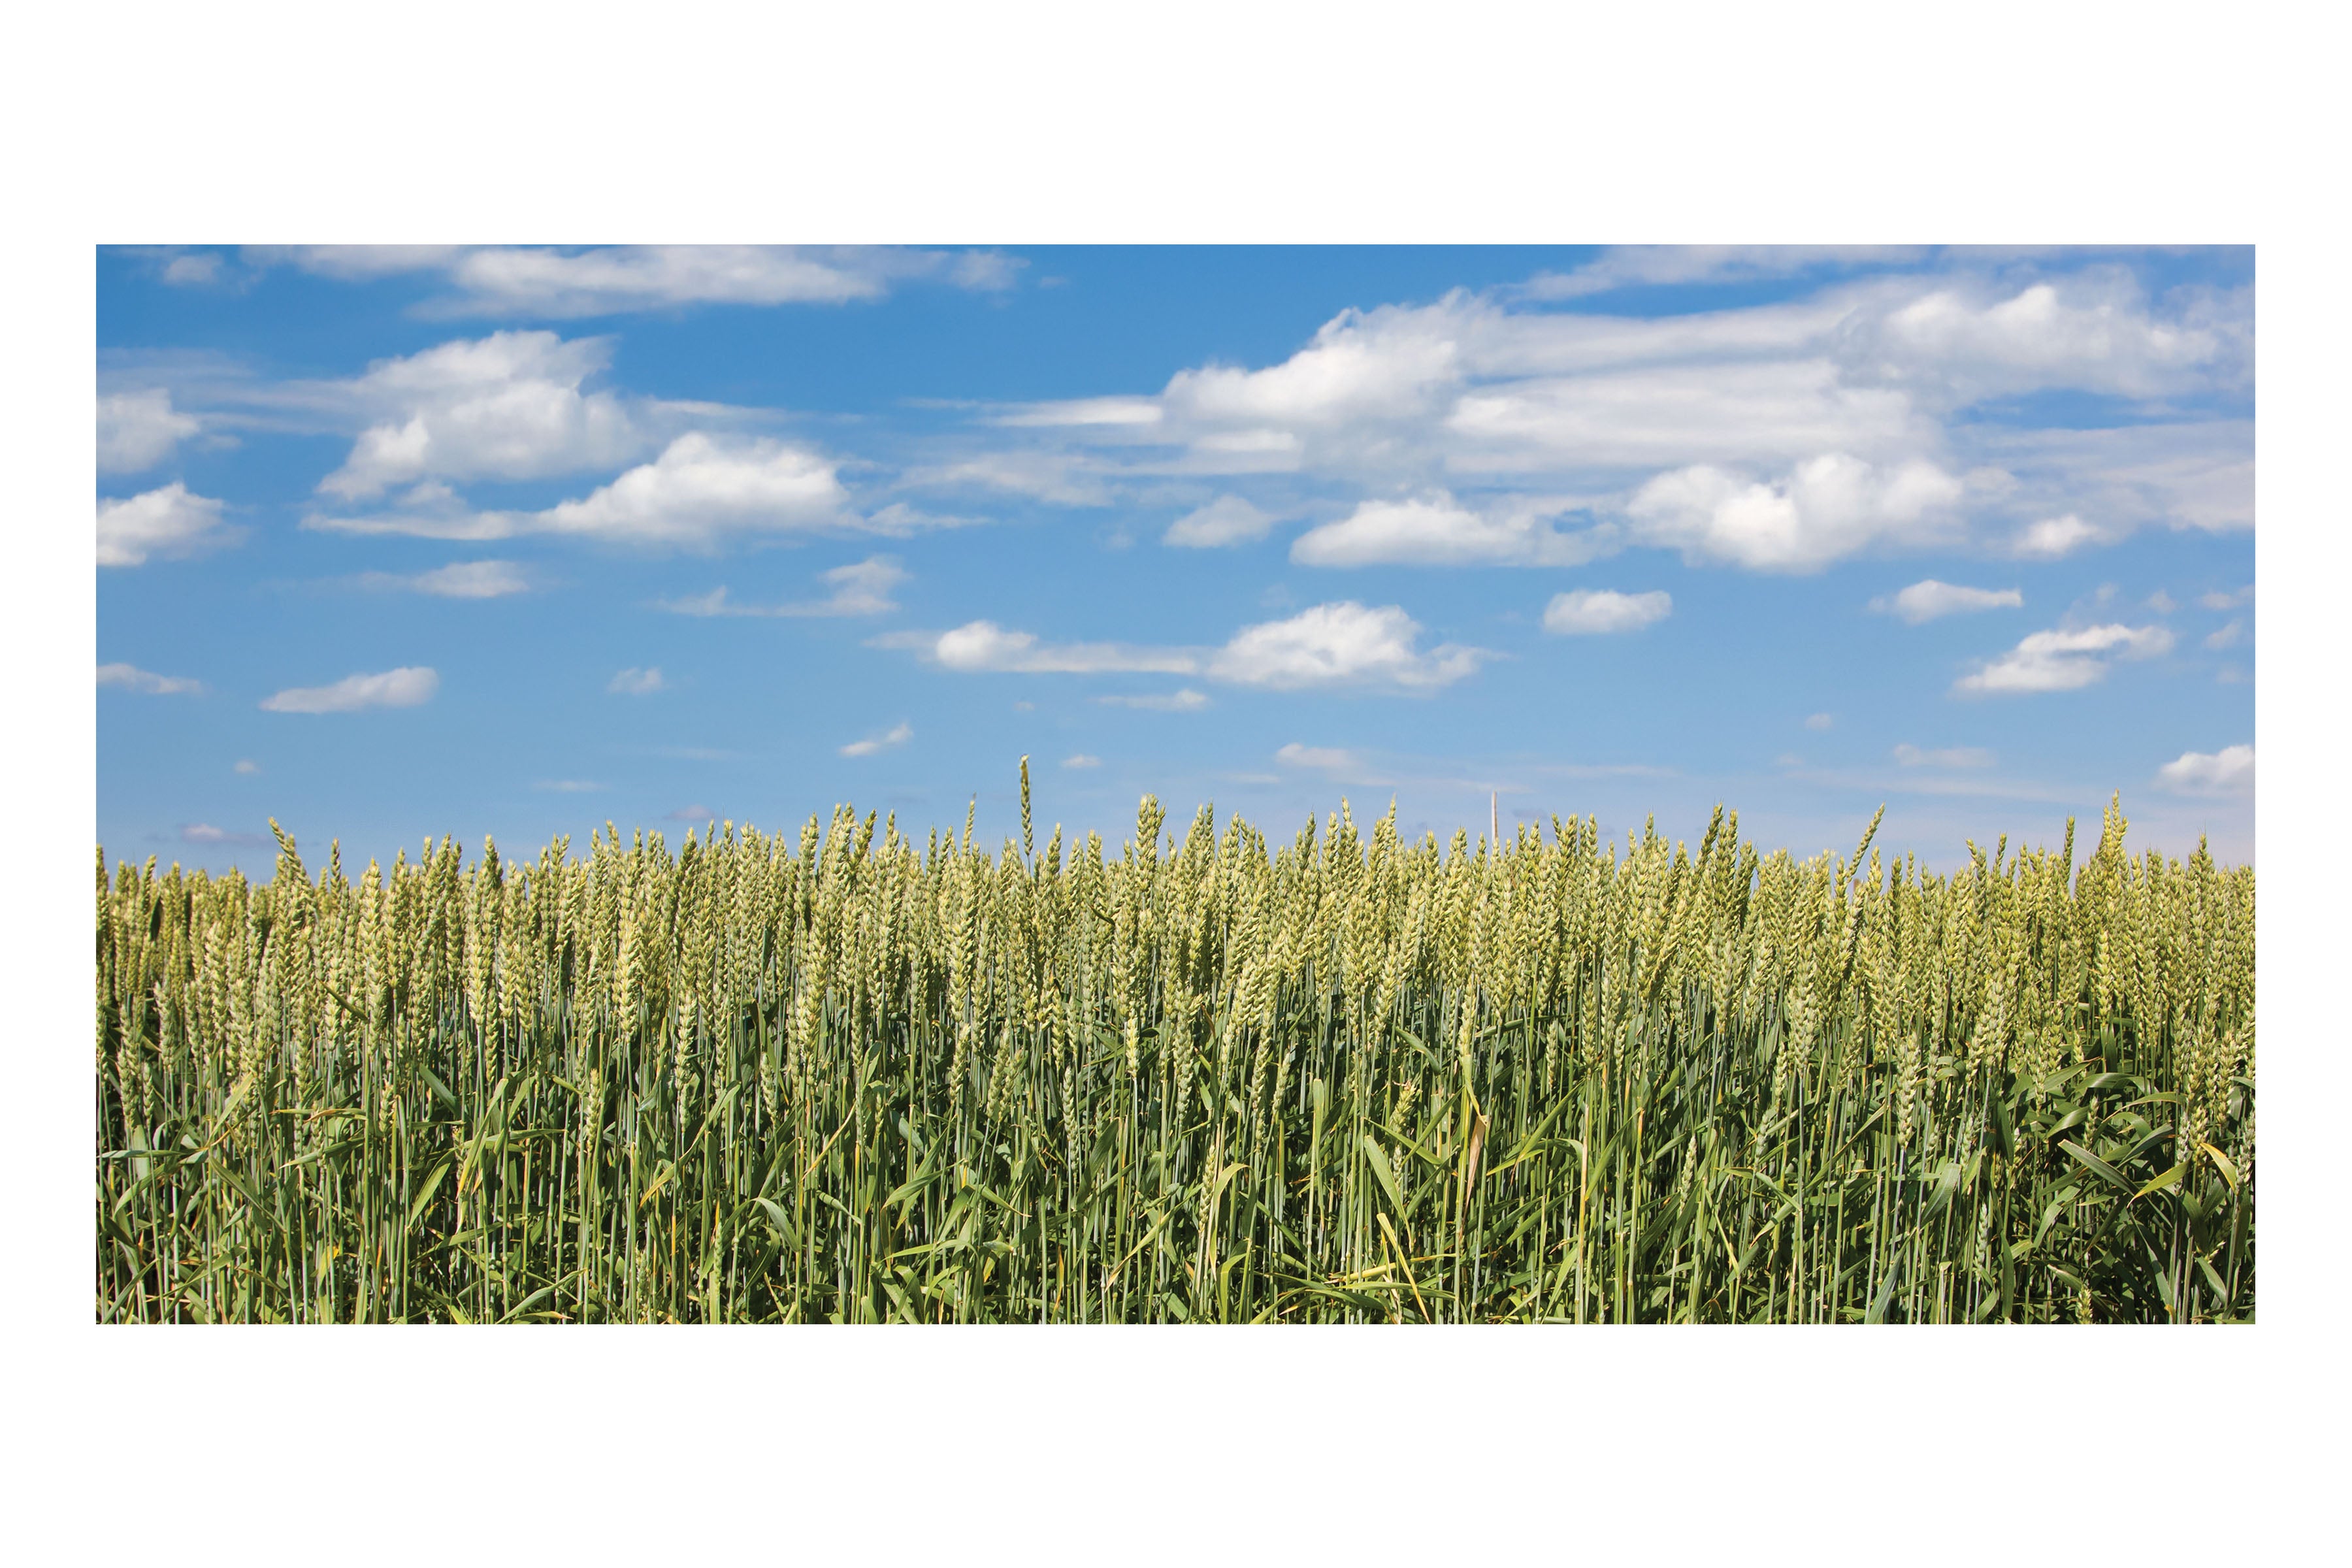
[96,244,2255,873]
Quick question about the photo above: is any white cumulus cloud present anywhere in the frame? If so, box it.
[1627,453,1965,572]
[1829,275,2248,403]
[1543,589,1671,635]
[97,390,200,473]
[949,261,2249,573]
[317,331,655,500]
[2156,744,2254,796]
[1162,304,1464,430]
[311,434,855,548]
[486,434,847,546]
[1873,579,2024,623]
[2014,513,2105,559]
[1954,624,2173,694]
[97,483,235,566]
[261,666,438,713]
[97,662,202,695]
[1208,602,1485,691]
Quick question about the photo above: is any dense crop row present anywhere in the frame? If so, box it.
[95,767,2253,1323]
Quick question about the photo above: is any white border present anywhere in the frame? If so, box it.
[8,3,2336,1558]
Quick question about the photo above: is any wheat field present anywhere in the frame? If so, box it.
[93,764,2253,1323]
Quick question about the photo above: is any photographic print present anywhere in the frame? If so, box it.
[94,244,2255,1324]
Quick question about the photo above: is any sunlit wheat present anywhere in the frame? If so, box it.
[93,786,2252,1323]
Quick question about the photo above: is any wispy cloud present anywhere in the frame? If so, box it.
[1516,246,1929,300]
[534,779,606,792]
[657,588,750,617]
[666,804,714,823]
[161,252,225,286]
[1276,743,1365,774]
[233,759,260,775]
[657,556,907,618]
[1061,754,1102,769]
[1872,579,2023,624]
[608,667,666,696]
[1164,496,1275,548]
[97,662,202,696]
[1805,713,1835,731]
[1527,761,1678,781]
[260,666,438,713]
[2200,585,2254,610]
[2204,619,2247,650]
[800,556,906,615]
[1291,493,1601,568]
[1893,743,1996,768]
[1542,588,1671,635]
[879,621,1198,676]
[841,721,913,757]
[180,823,267,847]
[900,449,1116,508]
[251,244,1021,318]
[2156,744,2253,796]
[1772,764,2083,805]
[1094,689,1211,711]
[1271,741,1546,794]
[1954,624,2172,695]
[354,559,534,598]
